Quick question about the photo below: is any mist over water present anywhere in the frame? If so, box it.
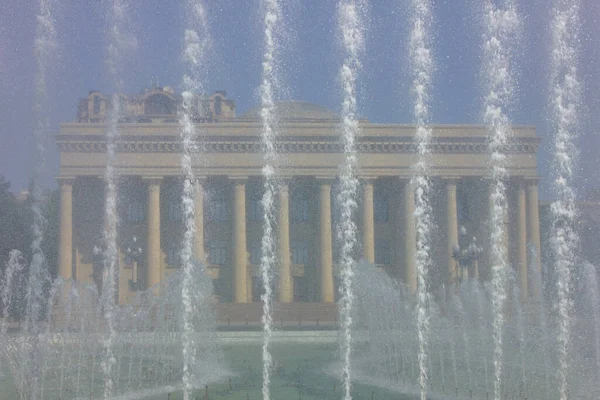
[336,1,366,399]
[258,1,282,399]
[548,2,581,399]
[480,1,520,399]
[179,1,211,399]
[407,1,435,398]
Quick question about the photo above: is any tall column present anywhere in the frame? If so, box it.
[232,178,248,303]
[526,179,542,300]
[403,180,417,293]
[58,177,74,280]
[516,180,528,300]
[145,177,162,289]
[363,179,375,264]
[446,179,459,291]
[319,179,335,303]
[194,178,206,263]
[279,183,293,302]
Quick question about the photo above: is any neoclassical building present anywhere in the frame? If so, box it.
[57,87,542,305]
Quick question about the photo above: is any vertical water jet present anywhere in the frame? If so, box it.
[101,0,136,398]
[548,2,581,399]
[179,1,211,399]
[336,1,366,399]
[258,1,283,398]
[19,1,58,397]
[407,0,435,398]
[480,1,520,399]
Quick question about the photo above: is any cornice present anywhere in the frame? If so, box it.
[56,135,539,155]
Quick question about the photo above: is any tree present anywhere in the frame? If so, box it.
[0,175,59,319]
[0,175,27,269]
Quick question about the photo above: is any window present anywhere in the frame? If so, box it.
[126,201,145,223]
[145,93,175,115]
[206,192,228,222]
[208,241,228,265]
[167,245,180,266]
[167,198,182,222]
[249,242,262,265]
[374,193,389,223]
[375,239,391,265]
[249,195,263,221]
[291,241,309,265]
[291,196,309,222]
[214,96,222,116]
[93,96,101,115]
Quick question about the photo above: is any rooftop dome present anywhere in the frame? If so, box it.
[240,101,338,121]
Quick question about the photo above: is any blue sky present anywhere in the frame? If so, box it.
[0,0,599,199]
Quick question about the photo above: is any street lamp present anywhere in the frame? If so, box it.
[126,236,143,291]
[452,226,483,286]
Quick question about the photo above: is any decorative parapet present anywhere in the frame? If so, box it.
[56,135,539,155]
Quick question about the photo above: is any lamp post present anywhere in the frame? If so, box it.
[452,226,483,288]
[126,236,143,291]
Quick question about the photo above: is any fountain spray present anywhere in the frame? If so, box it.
[179,1,211,399]
[548,2,581,399]
[19,1,58,398]
[0,250,25,378]
[258,1,282,399]
[480,1,520,399]
[407,0,435,398]
[336,1,366,399]
[583,263,600,381]
[101,0,136,398]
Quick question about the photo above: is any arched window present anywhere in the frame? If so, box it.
[214,96,222,116]
[145,93,175,115]
[93,96,101,115]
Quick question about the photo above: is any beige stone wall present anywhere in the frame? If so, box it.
[58,120,541,303]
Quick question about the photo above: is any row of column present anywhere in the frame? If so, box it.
[58,176,543,302]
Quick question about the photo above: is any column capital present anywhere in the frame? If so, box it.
[511,176,529,189]
[279,181,290,193]
[315,176,336,185]
[56,176,76,186]
[359,176,378,184]
[442,176,462,185]
[142,176,163,186]
[524,176,542,186]
[228,176,248,186]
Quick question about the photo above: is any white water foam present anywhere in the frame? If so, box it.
[480,1,520,399]
[336,1,366,399]
[548,2,581,399]
[408,1,435,398]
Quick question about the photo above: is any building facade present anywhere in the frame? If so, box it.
[57,88,542,304]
